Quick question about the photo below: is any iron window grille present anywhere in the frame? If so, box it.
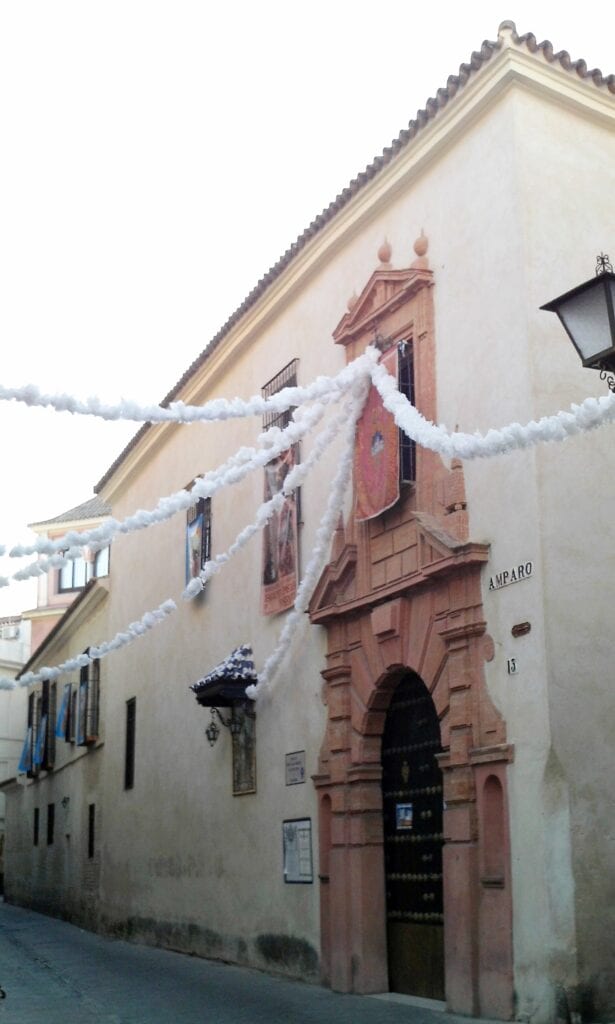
[40,680,56,771]
[398,342,416,485]
[262,358,299,432]
[76,653,100,746]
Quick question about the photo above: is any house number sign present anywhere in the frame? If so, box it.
[488,560,534,591]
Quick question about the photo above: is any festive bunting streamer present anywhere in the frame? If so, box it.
[0,599,177,690]
[7,398,333,569]
[182,400,353,599]
[5,342,615,696]
[0,350,376,424]
[5,344,615,567]
[0,407,351,689]
[368,352,615,459]
[247,374,371,700]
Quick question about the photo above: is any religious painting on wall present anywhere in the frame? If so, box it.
[185,511,204,585]
[185,495,212,587]
[232,707,256,796]
[354,346,400,521]
[261,446,298,615]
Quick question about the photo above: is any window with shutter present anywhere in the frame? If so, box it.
[76,653,100,746]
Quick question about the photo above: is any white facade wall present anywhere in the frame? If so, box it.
[4,30,615,1019]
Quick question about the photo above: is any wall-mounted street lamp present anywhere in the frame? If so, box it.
[205,704,253,747]
[542,254,615,392]
[190,645,257,749]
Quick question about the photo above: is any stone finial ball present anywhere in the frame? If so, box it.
[378,238,392,264]
[414,231,428,257]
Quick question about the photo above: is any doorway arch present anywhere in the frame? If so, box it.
[310,542,515,1016]
[382,670,444,999]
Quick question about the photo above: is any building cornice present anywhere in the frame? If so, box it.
[19,580,109,678]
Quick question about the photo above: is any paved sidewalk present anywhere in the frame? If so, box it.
[0,900,472,1024]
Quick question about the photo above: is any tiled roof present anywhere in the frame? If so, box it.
[30,494,111,528]
[95,21,615,493]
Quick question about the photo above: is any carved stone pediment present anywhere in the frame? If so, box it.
[333,266,433,349]
[309,544,357,620]
[310,515,489,625]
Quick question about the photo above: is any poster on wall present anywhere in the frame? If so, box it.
[282,818,313,883]
[396,802,414,830]
[354,346,399,521]
[261,447,298,615]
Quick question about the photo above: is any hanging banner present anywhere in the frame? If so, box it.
[56,683,72,739]
[354,347,399,521]
[17,727,33,774]
[261,447,298,616]
[33,715,47,768]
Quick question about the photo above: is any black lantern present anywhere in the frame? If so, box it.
[204,706,247,746]
[541,254,615,390]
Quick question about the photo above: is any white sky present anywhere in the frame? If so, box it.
[1,2,613,617]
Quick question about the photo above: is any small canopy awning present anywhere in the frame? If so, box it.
[190,645,257,708]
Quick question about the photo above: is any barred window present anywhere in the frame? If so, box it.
[39,680,56,771]
[262,359,299,431]
[76,653,100,746]
[398,342,416,484]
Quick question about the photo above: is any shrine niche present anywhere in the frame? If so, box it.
[309,236,514,1019]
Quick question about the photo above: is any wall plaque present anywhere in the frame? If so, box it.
[285,750,306,786]
[283,818,313,883]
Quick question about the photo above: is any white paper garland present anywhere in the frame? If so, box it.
[183,400,351,599]
[0,399,353,689]
[0,351,376,424]
[0,599,177,689]
[4,342,615,697]
[247,374,371,700]
[7,398,333,570]
[369,353,615,458]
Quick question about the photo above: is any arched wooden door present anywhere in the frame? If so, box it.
[381,671,444,999]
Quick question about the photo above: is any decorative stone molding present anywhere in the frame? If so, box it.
[309,241,513,1018]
